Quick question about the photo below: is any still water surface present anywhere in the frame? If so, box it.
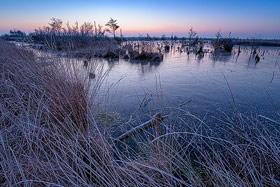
[63,46,280,120]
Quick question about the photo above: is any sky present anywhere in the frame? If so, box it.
[0,0,279,39]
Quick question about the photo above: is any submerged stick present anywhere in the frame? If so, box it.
[118,113,164,141]
[271,72,275,83]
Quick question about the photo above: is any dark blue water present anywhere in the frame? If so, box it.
[96,46,280,118]
[60,45,280,120]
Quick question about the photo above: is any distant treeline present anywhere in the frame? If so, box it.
[3,30,280,46]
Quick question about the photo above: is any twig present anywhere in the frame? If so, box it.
[221,71,237,111]
[179,99,193,107]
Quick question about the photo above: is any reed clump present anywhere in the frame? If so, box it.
[0,39,172,186]
[29,18,164,62]
[212,32,234,52]
[0,39,279,186]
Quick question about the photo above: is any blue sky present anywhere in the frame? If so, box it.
[0,0,279,38]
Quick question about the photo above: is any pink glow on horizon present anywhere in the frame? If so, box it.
[1,21,279,38]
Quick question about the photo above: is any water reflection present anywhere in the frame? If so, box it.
[56,45,280,120]
[210,52,232,63]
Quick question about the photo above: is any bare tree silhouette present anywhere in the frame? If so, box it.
[105,18,119,38]
[49,18,63,34]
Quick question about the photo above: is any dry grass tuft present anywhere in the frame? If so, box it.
[0,39,279,186]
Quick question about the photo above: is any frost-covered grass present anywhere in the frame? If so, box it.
[0,39,279,186]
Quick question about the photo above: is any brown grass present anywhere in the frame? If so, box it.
[0,39,279,186]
